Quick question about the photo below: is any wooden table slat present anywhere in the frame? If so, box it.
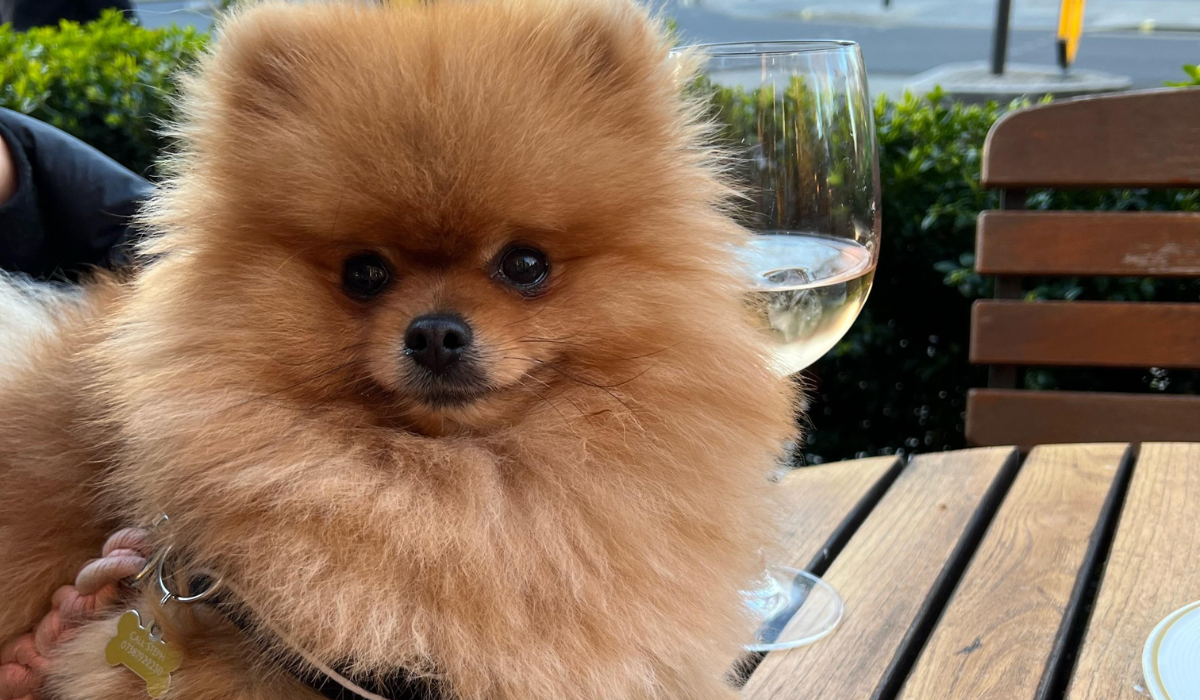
[898,444,1129,700]
[743,447,1020,700]
[1067,443,1200,700]
[773,456,902,574]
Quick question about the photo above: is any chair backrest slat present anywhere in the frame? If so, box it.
[966,389,1200,450]
[977,211,1200,276]
[982,89,1200,188]
[971,300,1200,369]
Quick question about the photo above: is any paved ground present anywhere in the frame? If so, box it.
[666,0,1198,95]
[669,5,1198,94]
[133,0,1198,95]
[135,0,215,31]
[690,0,1200,31]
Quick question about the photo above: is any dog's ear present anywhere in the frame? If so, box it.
[555,0,668,93]
[572,11,630,84]
[207,3,319,118]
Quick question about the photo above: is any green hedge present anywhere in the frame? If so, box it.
[3,16,1198,462]
[0,11,206,176]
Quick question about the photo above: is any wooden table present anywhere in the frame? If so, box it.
[744,443,1200,700]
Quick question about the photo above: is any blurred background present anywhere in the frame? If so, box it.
[2,0,1198,464]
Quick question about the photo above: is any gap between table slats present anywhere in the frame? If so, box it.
[802,458,906,577]
[1067,443,1200,700]
[872,449,1023,700]
[1034,444,1138,700]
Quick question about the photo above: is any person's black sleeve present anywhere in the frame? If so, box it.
[0,0,136,32]
[0,108,153,279]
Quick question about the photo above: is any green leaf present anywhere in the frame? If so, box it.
[1165,64,1200,87]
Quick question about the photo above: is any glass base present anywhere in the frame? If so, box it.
[742,566,844,651]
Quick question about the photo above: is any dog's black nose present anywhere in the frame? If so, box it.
[404,314,472,375]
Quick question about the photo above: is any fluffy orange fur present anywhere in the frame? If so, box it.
[0,1,798,699]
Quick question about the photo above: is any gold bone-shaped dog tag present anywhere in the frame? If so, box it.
[105,610,183,698]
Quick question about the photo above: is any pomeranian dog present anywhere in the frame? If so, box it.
[0,1,797,699]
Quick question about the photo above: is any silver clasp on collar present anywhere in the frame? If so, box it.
[156,544,224,606]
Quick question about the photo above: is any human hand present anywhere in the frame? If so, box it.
[0,131,16,205]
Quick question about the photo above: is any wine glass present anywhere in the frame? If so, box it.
[675,41,880,651]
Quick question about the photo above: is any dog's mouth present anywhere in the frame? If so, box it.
[406,364,492,408]
[415,383,490,408]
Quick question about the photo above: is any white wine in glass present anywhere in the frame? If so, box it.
[679,40,881,652]
[744,232,875,376]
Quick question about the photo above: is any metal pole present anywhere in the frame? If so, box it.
[991,0,1013,75]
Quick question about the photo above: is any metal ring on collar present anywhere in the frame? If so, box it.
[156,544,224,605]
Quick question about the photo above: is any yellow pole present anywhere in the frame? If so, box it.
[1057,0,1087,70]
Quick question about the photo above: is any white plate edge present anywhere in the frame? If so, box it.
[1143,600,1200,700]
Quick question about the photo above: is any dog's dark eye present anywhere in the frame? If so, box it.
[497,246,549,289]
[342,253,391,298]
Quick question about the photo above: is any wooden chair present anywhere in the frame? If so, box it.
[966,88,1200,449]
